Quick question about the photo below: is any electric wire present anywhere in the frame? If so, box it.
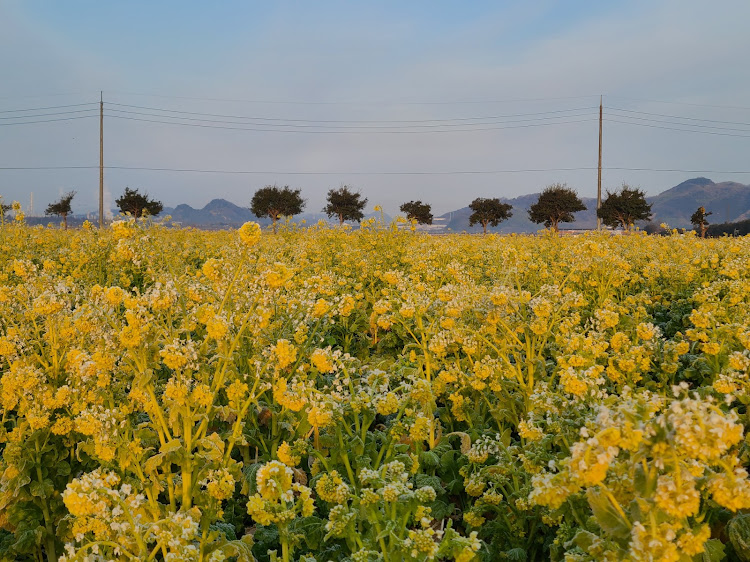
[104,107,597,130]
[0,115,99,126]
[604,118,750,138]
[104,102,598,124]
[106,91,601,106]
[607,106,750,127]
[3,165,750,175]
[606,95,750,111]
[106,113,598,133]
[0,102,98,114]
[0,108,100,121]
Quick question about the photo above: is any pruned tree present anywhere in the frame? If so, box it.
[691,206,712,238]
[45,191,76,230]
[528,183,587,232]
[468,197,513,235]
[597,184,652,231]
[116,187,163,219]
[250,185,306,233]
[400,200,433,226]
[323,185,367,226]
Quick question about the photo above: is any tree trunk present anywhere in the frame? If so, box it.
[482,221,487,235]
[272,216,278,234]
[338,213,344,226]
[700,224,707,238]
[63,213,68,230]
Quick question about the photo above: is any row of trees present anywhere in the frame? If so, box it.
[249,182,654,234]
[15,184,716,236]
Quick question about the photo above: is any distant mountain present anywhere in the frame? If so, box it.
[162,199,392,229]
[647,178,750,227]
[439,178,750,232]
[163,199,261,228]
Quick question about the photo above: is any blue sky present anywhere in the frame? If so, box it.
[2,1,750,218]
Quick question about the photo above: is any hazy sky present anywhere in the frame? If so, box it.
[2,1,750,217]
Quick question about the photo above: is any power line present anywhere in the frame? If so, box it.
[607,114,750,133]
[607,106,750,127]
[105,101,598,124]
[0,102,98,114]
[0,115,99,126]
[606,95,750,111]
[0,108,100,121]
[107,90,601,106]
[0,92,92,101]
[3,165,750,175]
[605,118,750,138]
[104,106,597,130]
[106,113,597,134]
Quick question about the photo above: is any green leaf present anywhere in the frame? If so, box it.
[217,538,255,562]
[29,481,45,498]
[419,450,440,470]
[729,514,750,561]
[414,474,444,493]
[505,548,527,561]
[289,516,325,550]
[700,538,726,562]
[210,521,237,541]
[243,463,263,496]
[144,452,166,474]
[160,439,183,454]
[586,488,631,540]
[428,500,453,521]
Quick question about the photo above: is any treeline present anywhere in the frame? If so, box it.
[706,219,750,237]
[249,182,654,234]
[1,183,733,236]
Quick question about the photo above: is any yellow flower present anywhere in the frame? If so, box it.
[311,299,331,318]
[238,221,262,246]
[205,316,229,340]
[316,471,349,504]
[308,405,334,428]
[119,324,143,348]
[701,341,720,355]
[205,468,236,501]
[310,348,334,373]
[256,460,293,501]
[277,441,300,467]
[272,339,297,369]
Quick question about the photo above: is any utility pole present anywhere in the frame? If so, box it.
[597,95,602,231]
[99,91,104,228]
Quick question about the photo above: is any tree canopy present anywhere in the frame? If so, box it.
[690,206,712,238]
[45,191,76,229]
[116,187,163,219]
[400,200,433,225]
[323,186,368,226]
[250,185,306,232]
[528,183,587,232]
[468,197,513,234]
[597,185,652,231]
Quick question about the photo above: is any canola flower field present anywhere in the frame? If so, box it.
[1,218,750,562]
